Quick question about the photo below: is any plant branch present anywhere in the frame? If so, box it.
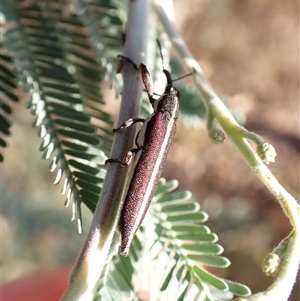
[60,1,149,300]
[154,1,300,300]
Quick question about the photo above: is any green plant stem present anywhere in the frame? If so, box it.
[154,1,300,300]
[234,232,300,301]
[59,1,149,300]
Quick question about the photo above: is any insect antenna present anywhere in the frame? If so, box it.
[156,39,165,71]
[156,39,195,83]
[173,68,196,82]
[156,40,173,86]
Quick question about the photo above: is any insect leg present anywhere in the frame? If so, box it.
[117,55,139,73]
[116,54,158,106]
[140,64,156,105]
[113,118,145,132]
[105,146,143,167]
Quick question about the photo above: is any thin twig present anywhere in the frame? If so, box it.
[59,1,149,300]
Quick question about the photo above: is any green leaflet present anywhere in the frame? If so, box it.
[122,179,252,300]
[193,266,229,291]
[0,45,19,162]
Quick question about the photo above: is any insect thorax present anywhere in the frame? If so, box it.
[155,87,180,119]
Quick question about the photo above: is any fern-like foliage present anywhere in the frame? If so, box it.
[1,0,123,231]
[0,41,19,162]
[93,234,142,301]
[99,179,251,301]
